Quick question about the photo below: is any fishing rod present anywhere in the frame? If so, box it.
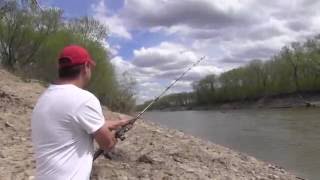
[31,0,43,11]
[93,56,206,161]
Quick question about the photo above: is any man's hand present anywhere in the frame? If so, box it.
[106,114,131,131]
[93,123,117,151]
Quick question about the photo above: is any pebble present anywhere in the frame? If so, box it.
[5,121,13,128]
[0,151,5,158]
[268,174,279,179]
[137,154,154,164]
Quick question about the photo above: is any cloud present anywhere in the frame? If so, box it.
[132,42,195,69]
[111,42,222,103]
[131,42,222,79]
[101,0,320,102]
[118,0,320,62]
[121,0,258,29]
[101,39,120,57]
[91,0,131,39]
[110,56,135,78]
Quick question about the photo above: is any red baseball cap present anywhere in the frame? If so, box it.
[58,45,96,68]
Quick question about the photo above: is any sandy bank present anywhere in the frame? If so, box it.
[0,69,298,180]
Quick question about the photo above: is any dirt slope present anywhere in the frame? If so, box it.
[0,68,298,180]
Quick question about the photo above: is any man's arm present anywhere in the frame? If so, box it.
[93,115,130,151]
[106,118,130,131]
[93,122,117,151]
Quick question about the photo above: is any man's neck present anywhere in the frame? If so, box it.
[54,78,84,89]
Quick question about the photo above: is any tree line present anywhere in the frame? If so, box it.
[0,0,135,113]
[139,35,320,110]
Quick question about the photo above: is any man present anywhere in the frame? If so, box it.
[31,45,129,180]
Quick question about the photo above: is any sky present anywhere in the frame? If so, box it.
[40,0,320,103]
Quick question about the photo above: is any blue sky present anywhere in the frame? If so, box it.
[40,0,320,103]
[42,0,173,60]
[42,0,123,16]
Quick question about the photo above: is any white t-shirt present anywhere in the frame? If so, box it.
[31,84,105,180]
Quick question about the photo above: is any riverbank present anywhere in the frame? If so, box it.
[0,68,298,179]
[152,92,320,112]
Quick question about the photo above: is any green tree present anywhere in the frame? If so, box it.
[0,0,136,112]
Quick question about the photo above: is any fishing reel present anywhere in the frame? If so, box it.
[115,128,127,141]
[115,117,137,141]
[115,121,135,141]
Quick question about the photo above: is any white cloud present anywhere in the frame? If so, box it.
[131,42,222,80]
[110,56,135,76]
[101,39,120,57]
[132,42,196,69]
[111,42,223,103]
[91,0,131,39]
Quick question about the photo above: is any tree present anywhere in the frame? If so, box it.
[0,2,61,70]
[193,74,216,104]
[108,71,137,113]
[67,17,108,42]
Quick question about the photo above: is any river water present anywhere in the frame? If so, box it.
[144,108,320,180]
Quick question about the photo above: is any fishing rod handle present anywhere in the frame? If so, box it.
[93,121,133,161]
[93,132,124,161]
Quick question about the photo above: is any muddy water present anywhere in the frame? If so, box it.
[144,108,320,180]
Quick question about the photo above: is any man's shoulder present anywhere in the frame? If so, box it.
[46,84,99,105]
[70,86,100,105]
[76,87,95,98]
[72,87,100,105]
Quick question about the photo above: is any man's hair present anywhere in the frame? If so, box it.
[58,58,84,79]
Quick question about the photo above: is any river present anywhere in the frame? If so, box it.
[144,108,320,180]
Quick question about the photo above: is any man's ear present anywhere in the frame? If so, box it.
[84,62,90,72]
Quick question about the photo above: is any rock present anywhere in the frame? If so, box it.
[137,154,154,164]
[172,155,183,163]
[0,151,5,158]
[5,121,14,128]
[268,174,279,179]
[268,164,276,170]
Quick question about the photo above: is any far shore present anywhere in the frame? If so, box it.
[148,92,320,112]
